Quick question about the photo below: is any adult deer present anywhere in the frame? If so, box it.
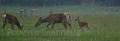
[35,13,71,29]
[2,10,23,30]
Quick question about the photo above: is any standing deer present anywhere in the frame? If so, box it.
[20,9,26,16]
[35,13,71,29]
[2,11,23,30]
[30,9,37,16]
[49,9,53,14]
[75,17,89,29]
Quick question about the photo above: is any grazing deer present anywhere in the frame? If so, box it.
[30,9,37,16]
[35,13,71,29]
[2,11,23,30]
[75,17,89,29]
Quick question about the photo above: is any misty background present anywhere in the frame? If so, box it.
[0,0,120,16]
[0,0,120,7]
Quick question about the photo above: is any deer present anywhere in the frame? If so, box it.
[20,8,26,16]
[49,9,53,14]
[35,13,71,29]
[2,10,23,30]
[30,9,37,16]
[75,17,89,29]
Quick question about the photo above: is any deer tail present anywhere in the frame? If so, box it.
[63,13,71,23]
[2,14,6,19]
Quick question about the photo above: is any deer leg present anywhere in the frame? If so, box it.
[20,11,22,15]
[52,23,55,29]
[3,21,7,29]
[47,22,53,29]
[62,22,67,29]
[66,22,72,29]
[85,24,89,29]
[80,26,83,29]
[87,26,89,29]
[11,23,14,30]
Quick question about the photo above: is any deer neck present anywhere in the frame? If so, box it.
[16,22,22,28]
[42,18,48,22]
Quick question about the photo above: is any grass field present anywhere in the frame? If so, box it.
[0,5,120,41]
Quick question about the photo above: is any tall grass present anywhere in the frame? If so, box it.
[0,5,120,41]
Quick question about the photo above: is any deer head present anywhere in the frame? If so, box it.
[35,17,43,27]
[75,16,80,21]
[18,25,23,30]
[2,9,7,19]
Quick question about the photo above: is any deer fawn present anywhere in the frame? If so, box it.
[75,17,89,29]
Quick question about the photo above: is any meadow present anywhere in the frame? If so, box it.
[0,5,120,41]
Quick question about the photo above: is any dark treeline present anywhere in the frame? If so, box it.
[1,0,120,6]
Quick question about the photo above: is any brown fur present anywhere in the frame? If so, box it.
[75,17,89,29]
[35,13,71,29]
[2,14,23,30]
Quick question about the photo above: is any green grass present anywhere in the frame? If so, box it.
[0,5,120,41]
